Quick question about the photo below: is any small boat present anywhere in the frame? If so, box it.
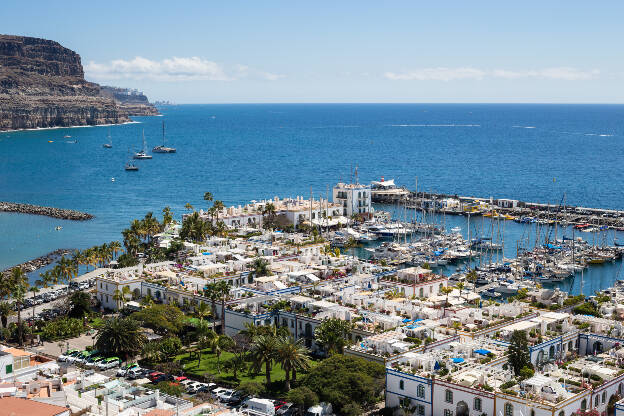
[48,140,54,143]
[450,226,461,234]
[125,163,139,171]
[55,226,63,231]
[134,129,152,159]
[64,135,71,138]
[103,128,112,148]
[152,121,176,153]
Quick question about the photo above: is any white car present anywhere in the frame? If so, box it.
[187,382,207,394]
[211,387,228,399]
[218,389,235,402]
[58,349,80,362]
[98,358,121,370]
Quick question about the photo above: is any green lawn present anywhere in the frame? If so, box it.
[175,349,317,389]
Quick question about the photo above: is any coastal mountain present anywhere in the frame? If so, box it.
[0,35,157,131]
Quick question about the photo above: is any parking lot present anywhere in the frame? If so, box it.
[53,350,296,415]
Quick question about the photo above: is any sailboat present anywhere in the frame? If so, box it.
[152,121,176,153]
[125,148,139,171]
[103,128,112,148]
[133,129,152,159]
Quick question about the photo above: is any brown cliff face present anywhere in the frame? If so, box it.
[0,35,157,131]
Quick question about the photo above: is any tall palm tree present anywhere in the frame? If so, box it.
[203,283,220,332]
[250,334,278,384]
[58,256,77,296]
[194,320,214,366]
[276,336,310,390]
[10,268,29,347]
[162,206,174,226]
[31,279,43,320]
[95,317,147,361]
[216,280,231,334]
[440,285,454,315]
[212,200,225,221]
[0,302,14,329]
[109,241,122,260]
[195,302,212,322]
[262,203,277,229]
[203,192,213,207]
[185,202,194,212]
[209,333,234,373]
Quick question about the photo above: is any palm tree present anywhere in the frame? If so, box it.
[209,333,234,373]
[456,282,465,300]
[162,206,174,226]
[194,320,214,366]
[440,285,454,315]
[58,256,77,296]
[249,334,278,384]
[109,241,122,260]
[31,280,42,320]
[203,283,220,332]
[276,336,310,390]
[195,302,212,322]
[216,280,231,333]
[262,203,277,229]
[0,302,14,329]
[10,268,29,347]
[203,192,213,207]
[185,202,194,212]
[95,317,147,361]
[252,257,271,278]
[223,352,247,380]
[213,200,225,221]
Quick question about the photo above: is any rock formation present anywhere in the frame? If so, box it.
[100,86,159,116]
[0,34,157,131]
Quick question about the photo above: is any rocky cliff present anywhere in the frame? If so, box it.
[0,35,156,131]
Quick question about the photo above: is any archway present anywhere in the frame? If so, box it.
[594,341,603,354]
[608,394,620,416]
[456,401,469,416]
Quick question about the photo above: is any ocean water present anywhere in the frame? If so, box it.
[1,104,624,292]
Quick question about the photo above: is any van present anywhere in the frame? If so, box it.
[243,398,276,416]
[305,402,333,416]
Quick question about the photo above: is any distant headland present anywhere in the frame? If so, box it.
[0,34,158,131]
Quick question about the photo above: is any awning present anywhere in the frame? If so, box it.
[452,358,465,363]
[273,281,287,290]
[474,349,491,356]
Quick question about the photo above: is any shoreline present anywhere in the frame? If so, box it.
[1,248,74,278]
[0,202,94,221]
[0,120,141,134]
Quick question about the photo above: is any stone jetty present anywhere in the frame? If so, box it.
[0,202,93,220]
[1,248,74,278]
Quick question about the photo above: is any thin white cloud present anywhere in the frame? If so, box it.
[85,56,283,82]
[385,67,600,81]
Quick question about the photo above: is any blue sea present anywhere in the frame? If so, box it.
[1,104,624,293]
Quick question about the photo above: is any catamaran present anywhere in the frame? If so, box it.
[133,129,152,159]
[152,121,176,153]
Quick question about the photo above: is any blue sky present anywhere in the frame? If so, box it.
[4,1,623,103]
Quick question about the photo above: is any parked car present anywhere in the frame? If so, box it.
[117,363,139,377]
[218,389,236,402]
[227,391,248,406]
[195,383,216,394]
[67,350,91,364]
[126,367,144,380]
[273,400,287,411]
[277,403,295,415]
[58,349,80,362]
[186,382,206,394]
[210,387,228,399]
[85,356,106,368]
[98,357,121,370]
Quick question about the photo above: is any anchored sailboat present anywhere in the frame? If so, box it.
[133,129,152,159]
[103,128,112,148]
[152,121,176,153]
[125,148,139,171]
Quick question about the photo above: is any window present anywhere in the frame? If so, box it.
[419,288,424,297]
[399,380,405,390]
[504,403,513,416]
[5,364,12,374]
[418,405,425,416]
[559,412,565,416]
[444,410,453,416]
[568,341,573,350]
[445,389,453,403]
[531,410,535,416]
[474,398,482,411]
[595,395,599,407]
[602,391,607,404]
[581,399,587,410]
[417,384,425,398]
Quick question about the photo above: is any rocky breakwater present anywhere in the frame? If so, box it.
[0,35,156,131]
[0,201,93,220]
[1,248,74,278]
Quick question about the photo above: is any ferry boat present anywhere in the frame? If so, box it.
[134,130,153,159]
[152,122,176,153]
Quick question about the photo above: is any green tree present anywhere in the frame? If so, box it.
[132,304,185,335]
[95,317,147,361]
[249,334,278,384]
[287,386,319,414]
[10,268,29,347]
[0,302,14,329]
[223,353,247,380]
[301,355,385,415]
[203,283,221,332]
[68,291,92,318]
[159,336,183,361]
[239,380,266,397]
[314,318,352,355]
[252,257,271,277]
[162,206,174,226]
[508,330,532,376]
[277,336,311,390]
[209,333,234,373]
[203,192,213,207]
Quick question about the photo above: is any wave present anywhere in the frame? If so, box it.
[312,125,360,129]
[388,124,480,127]
[512,125,536,129]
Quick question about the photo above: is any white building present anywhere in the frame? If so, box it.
[333,183,372,217]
